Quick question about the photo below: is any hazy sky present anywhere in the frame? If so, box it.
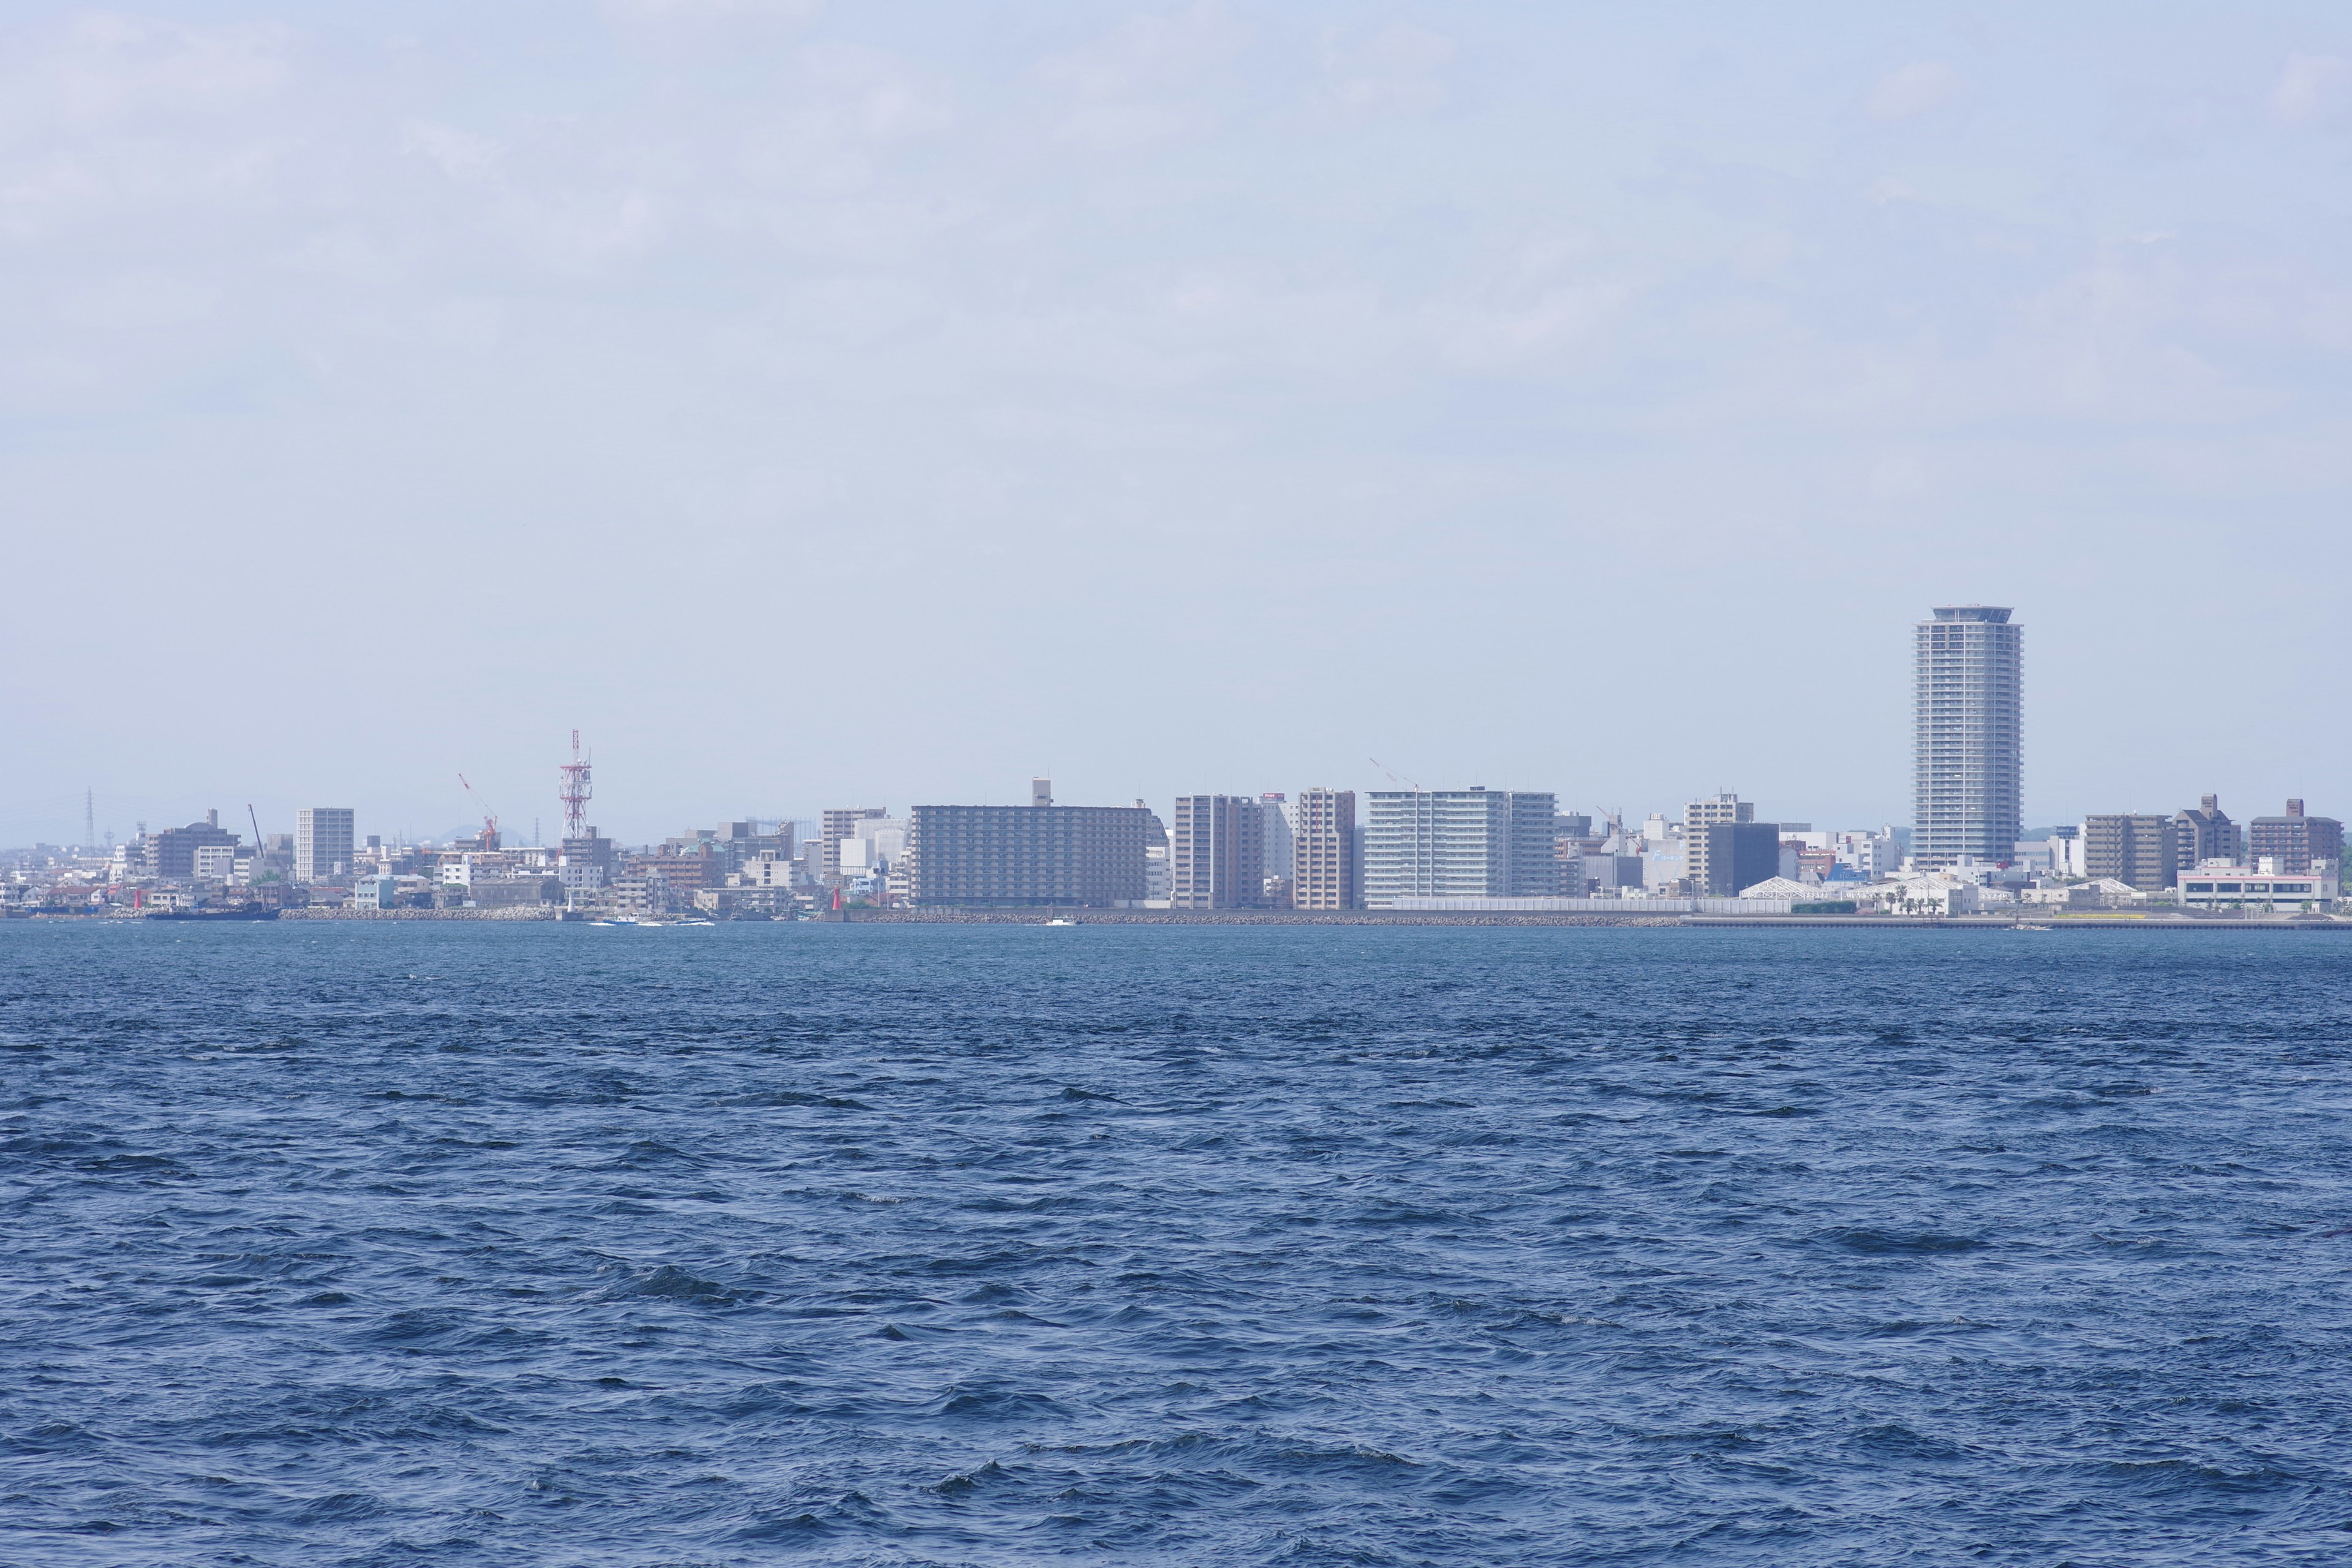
[5,2,2350,845]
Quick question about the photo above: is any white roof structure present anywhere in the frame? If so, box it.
[1736,876,1818,900]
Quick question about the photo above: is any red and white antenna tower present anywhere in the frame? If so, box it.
[559,729,594,839]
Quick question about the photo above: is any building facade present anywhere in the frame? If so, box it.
[1172,794,1267,909]
[1694,821,1782,895]
[2083,813,2177,892]
[1362,788,1556,908]
[1291,788,1358,910]
[820,807,886,881]
[294,807,356,883]
[2248,799,2343,874]
[143,813,241,880]
[1913,606,2022,869]
[1683,794,1753,894]
[2177,865,2339,911]
[2173,794,2242,870]
[905,804,1155,907]
[1260,793,1294,901]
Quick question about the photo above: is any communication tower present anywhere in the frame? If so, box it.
[560,730,594,838]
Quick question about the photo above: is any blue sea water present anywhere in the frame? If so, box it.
[4,921,2352,1566]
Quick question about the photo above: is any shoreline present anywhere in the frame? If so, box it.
[13,907,2346,930]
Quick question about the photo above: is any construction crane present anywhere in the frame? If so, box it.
[1369,756,1422,792]
[458,774,501,851]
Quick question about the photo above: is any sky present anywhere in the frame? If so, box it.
[3,1,2349,846]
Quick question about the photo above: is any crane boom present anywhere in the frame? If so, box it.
[458,774,500,851]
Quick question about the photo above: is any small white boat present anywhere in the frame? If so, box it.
[1045,917,1077,927]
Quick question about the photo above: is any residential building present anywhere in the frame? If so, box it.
[733,850,797,892]
[295,808,356,883]
[143,813,241,880]
[627,846,728,904]
[1683,794,1754,894]
[1362,788,1556,908]
[2046,824,2084,878]
[559,829,617,894]
[1292,788,1357,910]
[611,869,671,918]
[1172,795,1266,909]
[821,808,887,881]
[2173,795,2242,870]
[2248,799,2343,875]
[2083,814,2177,892]
[1261,793,1294,893]
[191,845,236,882]
[904,802,1156,907]
[1913,605,2022,869]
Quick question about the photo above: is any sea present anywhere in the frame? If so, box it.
[4,920,2351,1566]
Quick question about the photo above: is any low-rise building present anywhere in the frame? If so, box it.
[2177,863,2339,912]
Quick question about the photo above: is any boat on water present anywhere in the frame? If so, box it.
[146,907,279,922]
[1045,917,1077,926]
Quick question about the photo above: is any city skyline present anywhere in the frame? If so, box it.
[5,589,2336,851]
[7,7,2352,848]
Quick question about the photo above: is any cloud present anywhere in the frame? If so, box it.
[1316,23,1457,123]
[2271,53,2350,126]
[1867,61,1959,122]
[1035,4,1251,148]
[402,122,500,183]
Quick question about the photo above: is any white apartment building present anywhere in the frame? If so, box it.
[295,807,356,883]
[1363,788,1555,908]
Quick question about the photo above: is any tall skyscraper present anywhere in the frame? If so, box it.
[1913,606,2021,869]
[294,807,356,883]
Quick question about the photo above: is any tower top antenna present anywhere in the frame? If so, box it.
[560,731,594,838]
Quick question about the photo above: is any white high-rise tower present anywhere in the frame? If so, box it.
[1913,606,2021,869]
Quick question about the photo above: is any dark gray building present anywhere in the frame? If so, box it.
[2173,794,2242,870]
[1913,606,2022,869]
[2248,799,2343,875]
[1696,820,1782,896]
[142,813,241,880]
[905,804,1155,907]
